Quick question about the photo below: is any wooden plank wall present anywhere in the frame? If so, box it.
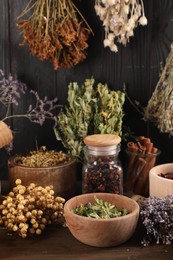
[1,0,173,179]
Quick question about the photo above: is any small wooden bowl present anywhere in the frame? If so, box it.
[149,163,173,197]
[64,193,139,247]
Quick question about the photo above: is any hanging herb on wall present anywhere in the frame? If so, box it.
[125,43,173,137]
[17,0,93,70]
[143,43,173,136]
[94,0,147,52]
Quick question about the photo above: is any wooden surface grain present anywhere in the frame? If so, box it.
[0,223,173,260]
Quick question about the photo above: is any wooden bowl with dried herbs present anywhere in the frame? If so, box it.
[8,147,76,200]
[64,193,139,247]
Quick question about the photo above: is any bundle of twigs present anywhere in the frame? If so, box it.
[17,0,93,69]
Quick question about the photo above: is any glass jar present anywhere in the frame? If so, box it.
[82,134,123,194]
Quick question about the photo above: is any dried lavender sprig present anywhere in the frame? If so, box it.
[26,90,60,126]
[2,90,60,126]
[139,195,173,246]
[0,69,60,126]
[0,69,27,109]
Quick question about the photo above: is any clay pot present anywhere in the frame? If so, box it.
[8,156,77,200]
[0,121,13,148]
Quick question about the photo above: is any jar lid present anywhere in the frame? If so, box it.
[84,134,121,147]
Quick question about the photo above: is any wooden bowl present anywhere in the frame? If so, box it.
[149,163,173,197]
[8,156,77,200]
[64,193,140,247]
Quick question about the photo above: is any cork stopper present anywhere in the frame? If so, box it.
[84,134,121,147]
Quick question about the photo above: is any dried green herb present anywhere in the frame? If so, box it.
[94,83,125,135]
[143,44,173,136]
[71,196,128,219]
[54,78,125,161]
[54,78,97,161]
[125,44,173,137]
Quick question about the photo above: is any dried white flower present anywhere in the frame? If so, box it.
[103,38,111,47]
[123,4,130,14]
[139,16,148,26]
[110,43,118,52]
[107,0,116,6]
[108,33,115,41]
[126,30,134,38]
[95,0,148,52]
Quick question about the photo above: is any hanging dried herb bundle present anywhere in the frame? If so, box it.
[17,0,93,69]
[143,44,173,136]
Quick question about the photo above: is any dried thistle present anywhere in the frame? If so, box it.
[17,0,93,70]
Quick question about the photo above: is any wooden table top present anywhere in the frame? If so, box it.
[0,222,173,260]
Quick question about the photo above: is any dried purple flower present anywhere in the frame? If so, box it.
[139,195,173,246]
[0,69,27,107]
[0,69,60,151]
[26,90,59,126]
[0,69,59,126]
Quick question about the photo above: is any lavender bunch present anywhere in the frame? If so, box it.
[140,195,173,246]
[0,69,59,127]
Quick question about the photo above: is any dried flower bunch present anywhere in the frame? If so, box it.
[17,0,92,70]
[143,44,173,136]
[0,179,65,238]
[0,69,59,148]
[54,78,125,161]
[139,195,173,246]
[95,0,147,52]
[15,146,72,167]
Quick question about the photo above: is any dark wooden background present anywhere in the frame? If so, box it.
[1,0,173,183]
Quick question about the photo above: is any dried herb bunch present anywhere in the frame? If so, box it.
[54,78,125,161]
[143,44,173,136]
[0,179,65,238]
[17,0,93,69]
[15,146,72,167]
[139,195,173,246]
[95,0,147,52]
